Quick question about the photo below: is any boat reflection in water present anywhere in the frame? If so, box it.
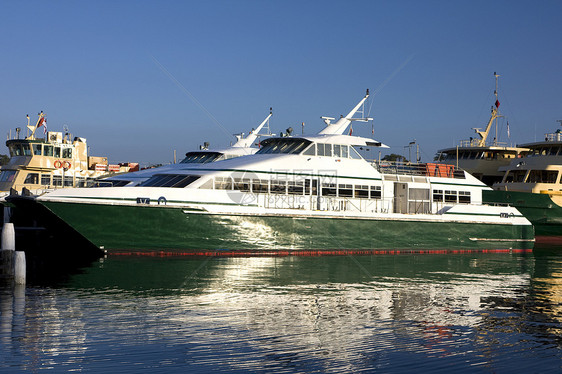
[1,250,561,372]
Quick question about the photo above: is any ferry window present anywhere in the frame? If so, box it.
[550,147,559,156]
[459,191,471,203]
[444,190,457,203]
[432,189,443,202]
[514,170,527,183]
[305,179,316,195]
[355,185,369,198]
[341,145,349,158]
[62,148,72,158]
[22,144,31,156]
[323,144,332,157]
[349,146,362,159]
[256,138,312,155]
[302,144,315,156]
[54,147,61,158]
[24,173,39,184]
[370,185,382,199]
[8,144,19,157]
[322,183,337,196]
[316,143,332,157]
[140,174,201,188]
[528,170,559,184]
[0,171,17,182]
[251,179,268,193]
[291,140,311,154]
[270,180,287,194]
[338,184,353,197]
[52,175,63,186]
[41,174,51,186]
[180,152,223,164]
[333,144,341,157]
[32,144,42,156]
[288,180,304,195]
[233,178,251,192]
[113,180,132,187]
[44,145,54,157]
[64,176,73,187]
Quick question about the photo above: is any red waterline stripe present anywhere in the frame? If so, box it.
[535,236,562,245]
[109,248,533,257]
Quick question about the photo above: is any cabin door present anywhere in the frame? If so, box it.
[394,182,408,214]
[306,179,320,210]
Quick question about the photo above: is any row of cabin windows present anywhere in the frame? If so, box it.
[529,146,562,156]
[441,151,515,160]
[211,177,383,199]
[210,177,472,203]
[432,189,471,204]
[503,169,559,184]
[8,143,73,159]
[255,138,364,159]
[21,173,84,187]
[301,143,363,159]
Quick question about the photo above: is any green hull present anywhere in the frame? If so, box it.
[32,200,534,253]
[483,190,562,240]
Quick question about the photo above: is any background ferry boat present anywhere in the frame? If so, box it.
[0,112,137,195]
[484,123,562,242]
[436,73,528,185]
[101,109,274,187]
[7,93,534,255]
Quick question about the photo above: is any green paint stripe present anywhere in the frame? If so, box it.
[430,181,486,188]
[52,195,258,207]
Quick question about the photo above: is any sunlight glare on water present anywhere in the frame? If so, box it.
[1,249,561,373]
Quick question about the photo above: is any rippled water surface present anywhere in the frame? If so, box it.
[1,247,561,373]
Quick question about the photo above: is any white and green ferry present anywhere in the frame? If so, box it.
[8,94,534,255]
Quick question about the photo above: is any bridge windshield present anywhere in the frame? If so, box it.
[256,138,312,155]
[180,152,224,164]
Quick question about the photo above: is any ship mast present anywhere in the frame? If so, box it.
[472,72,503,147]
[28,112,46,140]
[318,89,373,135]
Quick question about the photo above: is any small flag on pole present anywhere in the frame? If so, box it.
[349,125,353,136]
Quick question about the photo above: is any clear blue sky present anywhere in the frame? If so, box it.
[1,0,561,165]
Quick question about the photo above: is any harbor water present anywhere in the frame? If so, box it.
[1,246,561,373]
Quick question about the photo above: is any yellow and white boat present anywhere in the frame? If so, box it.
[0,112,137,195]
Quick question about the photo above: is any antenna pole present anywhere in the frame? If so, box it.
[494,72,500,146]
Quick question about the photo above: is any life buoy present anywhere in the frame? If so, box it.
[54,160,62,168]
[63,161,71,169]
